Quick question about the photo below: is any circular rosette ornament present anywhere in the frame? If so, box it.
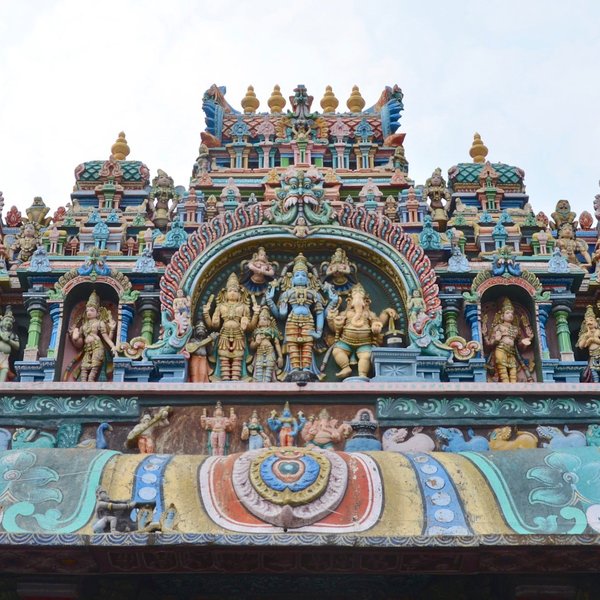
[232,447,348,529]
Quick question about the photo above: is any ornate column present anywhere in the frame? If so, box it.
[119,305,135,343]
[552,303,574,361]
[23,295,47,362]
[47,303,63,358]
[464,304,482,356]
[537,303,552,359]
[137,297,160,345]
[441,297,461,340]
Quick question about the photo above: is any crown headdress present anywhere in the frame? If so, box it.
[86,291,100,310]
[226,272,240,290]
[292,253,308,274]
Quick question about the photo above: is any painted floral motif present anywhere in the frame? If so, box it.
[527,451,600,507]
[0,451,61,505]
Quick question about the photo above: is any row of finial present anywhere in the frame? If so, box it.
[108,130,488,164]
[241,85,367,114]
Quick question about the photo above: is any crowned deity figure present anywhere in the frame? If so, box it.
[249,307,283,382]
[483,297,535,383]
[126,407,171,454]
[326,284,397,379]
[241,410,271,450]
[240,246,277,295]
[0,307,19,382]
[267,253,337,379]
[577,306,600,383]
[67,291,118,382]
[200,402,237,456]
[321,247,357,295]
[301,408,351,449]
[267,402,307,447]
[204,272,258,380]
[556,223,592,267]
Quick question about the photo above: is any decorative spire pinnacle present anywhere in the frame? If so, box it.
[346,85,365,113]
[110,132,130,161]
[241,85,260,114]
[320,85,339,113]
[268,84,286,113]
[470,132,488,163]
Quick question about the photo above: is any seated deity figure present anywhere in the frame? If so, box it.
[204,272,258,381]
[556,223,592,267]
[267,253,337,379]
[577,306,600,383]
[249,307,283,382]
[321,247,357,294]
[326,284,397,379]
[240,246,277,294]
[483,297,535,383]
[66,291,118,382]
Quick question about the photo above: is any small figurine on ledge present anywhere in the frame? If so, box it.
[201,401,237,456]
[126,407,171,454]
[0,306,19,383]
[241,410,271,450]
[92,487,141,534]
[267,402,306,446]
[578,306,600,383]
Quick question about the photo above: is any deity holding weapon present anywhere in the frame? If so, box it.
[66,291,118,382]
[203,272,259,381]
[325,283,397,379]
[482,297,535,383]
[126,407,171,454]
[267,402,306,447]
[266,253,337,380]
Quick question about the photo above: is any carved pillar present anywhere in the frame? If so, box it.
[119,305,135,343]
[442,299,460,340]
[47,303,63,358]
[137,297,160,345]
[537,303,552,359]
[23,296,47,362]
[464,304,482,356]
[552,304,574,361]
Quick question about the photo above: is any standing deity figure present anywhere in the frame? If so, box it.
[240,247,277,295]
[241,410,270,450]
[250,307,283,382]
[267,402,306,447]
[556,223,592,267]
[483,297,534,383]
[0,306,19,382]
[126,407,171,454]
[406,289,428,332]
[204,272,258,381]
[326,284,397,379]
[200,402,237,456]
[67,291,118,382]
[423,167,451,226]
[267,253,336,379]
[301,408,351,449]
[186,322,217,383]
[577,306,600,383]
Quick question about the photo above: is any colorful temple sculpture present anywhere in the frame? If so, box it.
[0,84,600,598]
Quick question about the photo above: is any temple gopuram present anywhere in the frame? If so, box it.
[1,83,600,599]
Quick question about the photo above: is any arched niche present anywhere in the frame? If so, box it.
[56,281,120,382]
[480,283,541,383]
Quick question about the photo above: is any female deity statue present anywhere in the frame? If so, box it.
[0,307,19,383]
[200,402,237,456]
[249,307,283,382]
[204,272,258,380]
[577,305,600,382]
[186,322,218,383]
[240,247,277,295]
[483,297,534,383]
[241,410,270,450]
[267,253,337,379]
[267,402,306,447]
[67,291,118,382]
[326,284,397,379]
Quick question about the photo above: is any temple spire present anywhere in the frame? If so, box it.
[268,85,286,113]
[110,132,130,161]
[320,85,339,113]
[346,85,365,113]
[470,132,488,163]
[241,85,260,114]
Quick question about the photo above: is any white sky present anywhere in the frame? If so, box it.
[1,0,599,218]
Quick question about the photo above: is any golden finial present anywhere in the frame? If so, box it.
[346,85,365,113]
[320,85,339,113]
[241,85,260,114]
[469,132,488,163]
[110,132,130,161]
[268,84,286,113]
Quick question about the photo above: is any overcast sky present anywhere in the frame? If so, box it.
[1,0,599,220]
